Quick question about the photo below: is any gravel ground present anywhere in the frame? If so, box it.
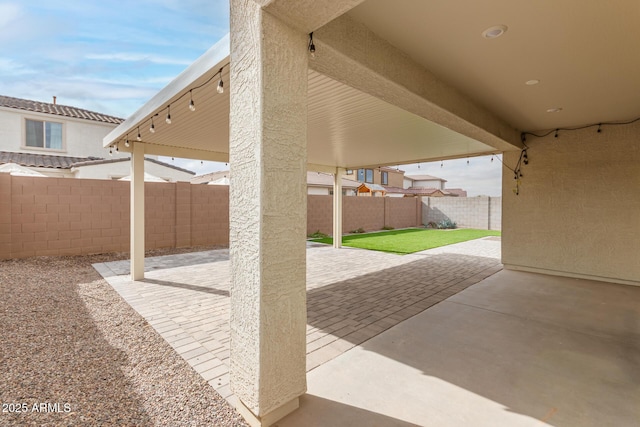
[0,247,248,427]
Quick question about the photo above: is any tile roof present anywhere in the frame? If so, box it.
[0,151,194,175]
[0,151,101,169]
[307,172,360,188]
[383,186,457,196]
[72,157,195,175]
[405,174,447,182]
[0,95,124,124]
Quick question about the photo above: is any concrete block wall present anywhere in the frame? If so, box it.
[422,196,501,230]
[191,184,229,246]
[306,195,422,235]
[307,195,333,235]
[1,176,231,259]
[343,196,385,232]
[1,177,425,259]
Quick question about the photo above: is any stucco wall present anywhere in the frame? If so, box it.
[422,196,501,230]
[502,122,640,285]
[0,107,126,160]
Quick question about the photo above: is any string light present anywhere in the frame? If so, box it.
[111,61,231,147]
[109,146,113,156]
[189,90,196,112]
[124,137,130,148]
[308,32,316,58]
[467,157,470,165]
[522,116,640,141]
[491,155,494,162]
[217,68,224,94]
[440,160,443,168]
[115,143,119,152]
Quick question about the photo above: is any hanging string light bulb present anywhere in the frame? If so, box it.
[165,105,172,124]
[440,160,443,168]
[124,137,130,148]
[308,32,316,58]
[109,146,113,156]
[189,90,196,111]
[216,68,224,94]
[136,127,141,141]
[491,155,494,162]
[150,117,155,133]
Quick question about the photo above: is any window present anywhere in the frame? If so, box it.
[357,168,365,182]
[365,169,374,183]
[25,119,63,150]
[381,171,388,185]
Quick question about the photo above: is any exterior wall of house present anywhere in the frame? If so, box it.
[308,186,329,195]
[422,196,501,230]
[73,160,194,182]
[502,122,640,285]
[403,177,413,189]
[412,178,445,190]
[345,167,404,187]
[0,107,126,160]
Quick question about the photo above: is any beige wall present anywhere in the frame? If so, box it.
[1,175,229,259]
[502,122,640,285]
[1,175,424,260]
[307,195,422,235]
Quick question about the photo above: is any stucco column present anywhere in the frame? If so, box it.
[333,168,344,248]
[130,141,145,280]
[229,1,308,426]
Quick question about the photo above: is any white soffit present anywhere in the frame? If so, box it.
[105,36,495,167]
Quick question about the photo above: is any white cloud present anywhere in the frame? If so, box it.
[85,53,193,66]
[0,3,22,29]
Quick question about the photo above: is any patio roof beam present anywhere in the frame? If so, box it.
[262,0,367,33]
[311,14,523,153]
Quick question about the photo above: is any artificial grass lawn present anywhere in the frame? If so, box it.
[311,228,501,254]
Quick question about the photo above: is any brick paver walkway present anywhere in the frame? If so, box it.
[94,237,501,403]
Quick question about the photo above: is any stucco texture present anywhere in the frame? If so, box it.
[502,122,640,284]
[229,0,307,418]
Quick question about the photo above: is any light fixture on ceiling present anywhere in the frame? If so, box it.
[482,25,508,39]
[525,79,540,86]
[546,107,563,113]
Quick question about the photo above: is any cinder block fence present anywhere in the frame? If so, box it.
[0,175,423,260]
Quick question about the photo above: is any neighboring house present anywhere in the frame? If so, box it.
[356,183,386,197]
[345,166,404,187]
[401,173,467,197]
[404,174,446,190]
[191,170,359,195]
[0,95,193,181]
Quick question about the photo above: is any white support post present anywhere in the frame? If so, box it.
[130,141,145,281]
[229,1,308,425]
[333,168,344,248]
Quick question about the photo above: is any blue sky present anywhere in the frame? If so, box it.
[0,0,503,196]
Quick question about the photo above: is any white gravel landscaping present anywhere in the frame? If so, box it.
[0,248,248,427]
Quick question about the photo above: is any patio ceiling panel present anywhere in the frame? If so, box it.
[105,36,498,169]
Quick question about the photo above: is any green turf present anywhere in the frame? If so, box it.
[311,228,501,254]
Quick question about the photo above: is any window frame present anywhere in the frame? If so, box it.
[22,117,66,152]
[365,168,374,183]
[381,171,388,185]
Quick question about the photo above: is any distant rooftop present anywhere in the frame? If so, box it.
[405,174,447,182]
[0,95,124,125]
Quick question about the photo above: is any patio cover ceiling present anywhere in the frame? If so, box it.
[103,35,502,171]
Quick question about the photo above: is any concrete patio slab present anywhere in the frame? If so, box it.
[277,269,640,426]
[94,238,501,404]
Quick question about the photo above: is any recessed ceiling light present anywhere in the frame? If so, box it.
[546,107,563,113]
[482,25,508,39]
[525,79,540,86]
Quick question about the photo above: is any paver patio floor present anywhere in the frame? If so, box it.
[93,237,501,404]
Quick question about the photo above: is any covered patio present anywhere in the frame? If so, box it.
[103,1,639,425]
